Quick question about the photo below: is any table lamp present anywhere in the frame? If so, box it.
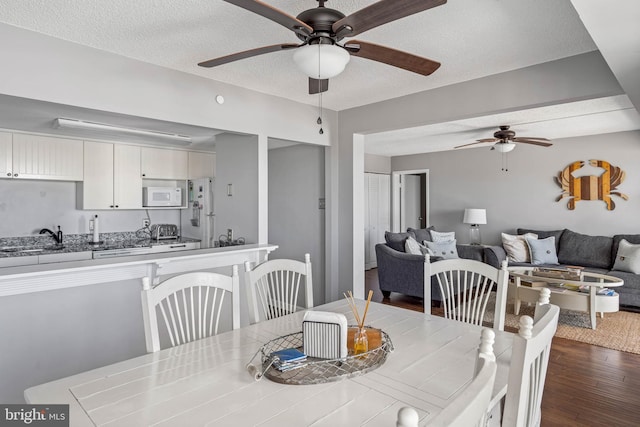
[463,208,487,245]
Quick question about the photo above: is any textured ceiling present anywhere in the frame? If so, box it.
[0,0,598,111]
[364,95,640,156]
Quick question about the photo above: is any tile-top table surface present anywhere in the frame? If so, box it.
[25,300,513,426]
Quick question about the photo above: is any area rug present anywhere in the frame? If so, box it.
[483,298,640,355]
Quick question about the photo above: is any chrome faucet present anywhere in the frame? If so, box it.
[40,226,63,244]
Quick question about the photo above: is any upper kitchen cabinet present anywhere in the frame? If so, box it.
[188,151,216,179]
[78,141,142,210]
[141,147,188,180]
[1,133,83,181]
[0,132,11,178]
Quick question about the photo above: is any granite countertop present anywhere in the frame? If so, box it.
[0,232,200,259]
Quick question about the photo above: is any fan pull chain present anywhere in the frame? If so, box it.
[318,91,323,134]
[502,152,509,172]
[317,43,324,135]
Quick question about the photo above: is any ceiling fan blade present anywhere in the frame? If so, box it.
[476,138,499,143]
[224,0,312,37]
[344,40,440,76]
[515,139,553,147]
[198,43,299,68]
[333,0,447,37]
[455,141,492,149]
[513,136,551,141]
[309,78,328,95]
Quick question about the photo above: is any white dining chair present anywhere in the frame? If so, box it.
[397,328,498,427]
[244,253,313,324]
[140,266,240,353]
[425,258,509,331]
[502,299,560,427]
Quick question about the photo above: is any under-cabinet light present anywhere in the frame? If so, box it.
[54,118,192,144]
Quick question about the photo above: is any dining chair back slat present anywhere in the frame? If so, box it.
[244,254,313,324]
[502,300,560,427]
[141,266,240,353]
[425,258,509,331]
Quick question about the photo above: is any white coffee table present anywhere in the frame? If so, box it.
[509,267,623,330]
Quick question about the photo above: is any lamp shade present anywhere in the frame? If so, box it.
[463,208,487,225]
[293,44,350,79]
[493,142,516,153]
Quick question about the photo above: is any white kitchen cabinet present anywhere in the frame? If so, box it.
[1,133,83,181]
[77,141,142,210]
[141,147,188,180]
[364,173,390,270]
[0,132,11,179]
[188,151,215,179]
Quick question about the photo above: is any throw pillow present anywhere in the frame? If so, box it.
[525,236,559,265]
[384,231,411,252]
[430,230,455,243]
[407,226,435,243]
[404,236,429,256]
[613,239,640,274]
[425,239,459,259]
[502,232,538,263]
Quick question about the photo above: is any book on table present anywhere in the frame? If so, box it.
[270,348,307,371]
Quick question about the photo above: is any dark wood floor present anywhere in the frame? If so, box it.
[365,269,640,426]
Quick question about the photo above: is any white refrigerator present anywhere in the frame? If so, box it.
[180,178,215,248]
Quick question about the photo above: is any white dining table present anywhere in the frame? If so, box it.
[25,300,513,426]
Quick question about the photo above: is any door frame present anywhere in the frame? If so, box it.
[391,169,430,232]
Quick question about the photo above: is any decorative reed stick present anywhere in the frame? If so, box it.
[360,290,374,329]
[343,290,374,329]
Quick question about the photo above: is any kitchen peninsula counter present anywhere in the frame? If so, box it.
[0,243,278,297]
[0,243,279,403]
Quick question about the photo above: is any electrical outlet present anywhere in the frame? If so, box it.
[143,219,150,227]
[89,219,94,232]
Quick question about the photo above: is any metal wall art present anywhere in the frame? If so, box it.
[556,160,628,210]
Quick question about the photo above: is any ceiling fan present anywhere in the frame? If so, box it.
[198,0,446,94]
[455,125,553,152]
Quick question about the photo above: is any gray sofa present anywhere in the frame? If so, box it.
[484,228,640,310]
[375,227,493,302]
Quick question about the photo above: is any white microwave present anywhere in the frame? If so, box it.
[143,187,182,207]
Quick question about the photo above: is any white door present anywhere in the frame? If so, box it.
[364,173,390,270]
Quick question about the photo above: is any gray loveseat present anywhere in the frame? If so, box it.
[484,228,640,310]
[375,227,494,303]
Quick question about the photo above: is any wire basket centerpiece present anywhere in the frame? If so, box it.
[246,327,393,385]
[246,291,392,385]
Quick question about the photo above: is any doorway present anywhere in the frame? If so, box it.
[267,139,326,305]
[392,169,430,232]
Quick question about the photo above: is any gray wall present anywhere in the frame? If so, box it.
[0,179,180,237]
[391,130,640,245]
[268,143,325,305]
[0,279,146,403]
[337,51,626,295]
[364,153,391,174]
[214,134,259,244]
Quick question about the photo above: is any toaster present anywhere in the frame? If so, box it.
[150,224,179,240]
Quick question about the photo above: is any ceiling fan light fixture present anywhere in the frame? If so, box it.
[493,142,516,153]
[293,44,350,79]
